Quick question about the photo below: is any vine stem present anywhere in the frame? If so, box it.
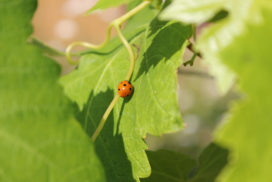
[65,24,113,65]
[91,95,120,142]
[192,24,197,42]
[184,25,201,66]
[114,24,135,80]
[112,0,152,25]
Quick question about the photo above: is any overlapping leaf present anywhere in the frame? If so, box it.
[0,0,105,181]
[214,7,272,182]
[142,150,196,182]
[60,4,192,181]
[86,0,161,14]
[161,0,266,52]
[161,0,272,181]
[160,0,268,93]
[142,143,228,182]
[160,0,227,23]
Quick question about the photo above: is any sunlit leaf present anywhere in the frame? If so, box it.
[0,0,105,181]
[161,0,272,181]
[87,0,132,14]
[60,6,192,180]
[160,0,268,93]
[215,7,272,182]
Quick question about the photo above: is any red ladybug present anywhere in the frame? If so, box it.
[117,80,133,98]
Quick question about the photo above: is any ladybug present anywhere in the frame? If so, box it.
[117,80,133,98]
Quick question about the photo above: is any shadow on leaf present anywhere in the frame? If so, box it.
[76,89,135,182]
[148,17,168,38]
[190,143,229,182]
[134,22,192,81]
[147,0,172,37]
[141,143,229,182]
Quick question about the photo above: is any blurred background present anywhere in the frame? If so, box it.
[32,0,239,158]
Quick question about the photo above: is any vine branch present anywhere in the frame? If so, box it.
[91,95,120,141]
[65,24,113,65]
[114,24,135,81]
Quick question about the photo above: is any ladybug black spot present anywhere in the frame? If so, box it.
[129,88,132,90]
[123,84,127,86]
[118,88,120,91]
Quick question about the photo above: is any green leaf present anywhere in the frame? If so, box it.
[207,10,228,23]
[87,0,132,14]
[141,150,196,182]
[160,0,267,45]
[0,0,105,181]
[142,143,229,182]
[61,4,158,110]
[160,0,269,94]
[28,37,66,57]
[76,90,137,182]
[118,21,191,180]
[86,0,162,14]
[190,143,229,182]
[160,0,227,24]
[60,6,192,180]
[161,0,272,181]
[214,7,272,182]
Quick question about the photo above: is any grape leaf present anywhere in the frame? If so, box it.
[189,143,228,182]
[141,150,196,182]
[159,0,267,93]
[61,4,158,110]
[118,21,191,180]
[142,143,229,182]
[87,0,132,14]
[160,0,227,24]
[214,7,272,182]
[161,0,272,181]
[0,0,105,181]
[60,6,192,180]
